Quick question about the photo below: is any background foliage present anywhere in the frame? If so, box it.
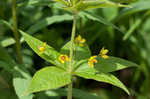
[0,0,150,99]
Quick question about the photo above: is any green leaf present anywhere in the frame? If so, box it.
[27,67,71,94]
[0,46,15,65]
[70,88,102,99]
[95,56,138,73]
[0,20,13,30]
[74,56,137,73]
[0,46,16,71]
[60,41,91,61]
[0,46,34,99]
[54,0,70,6]
[45,88,102,99]
[123,17,142,40]
[0,38,16,47]
[117,1,150,19]
[26,14,73,34]
[13,66,34,99]
[74,0,130,11]
[73,56,137,94]
[74,59,97,73]
[110,0,136,3]
[0,20,16,47]
[0,63,34,99]
[21,31,63,68]
[18,0,53,6]
[78,11,124,33]
[74,71,130,95]
[1,15,73,48]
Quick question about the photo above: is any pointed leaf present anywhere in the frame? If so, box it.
[95,56,138,73]
[78,11,124,34]
[117,1,150,19]
[21,31,63,68]
[74,56,137,73]
[13,66,34,99]
[123,18,142,40]
[27,67,71,94]
[75,71,130,95]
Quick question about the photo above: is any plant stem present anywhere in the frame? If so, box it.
[67,12,77,99]
[12,0,23,64]
[67,82,73,99]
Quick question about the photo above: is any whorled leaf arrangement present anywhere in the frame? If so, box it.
[21,0,136,98]
[21,31,137,95]
[54,0,130,12]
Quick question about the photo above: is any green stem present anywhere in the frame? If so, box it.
[67,12,77,99]
[12,0,23,64]
[67,82,73,99]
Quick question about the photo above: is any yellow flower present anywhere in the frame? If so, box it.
[99,47,109,59]
[59,54,69,64]
[75,35,86,47]
[88,56,98,68]
[38,42,47,54]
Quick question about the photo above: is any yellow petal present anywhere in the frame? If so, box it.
[39,47,45,53]
[102,49,108,55]
[101,55,109,59]
[90,55,97,59]
[59,54,69,64]
[38,42,47,54]
[88,56,98,68]
[43,42,47,48]
[81,39,86,43]
[100,47,109,56]
[79,43,84,47]
[77,35,82,40]
[60,60,65,64]
[88,61,94,68]
[93,59,98,63]
[65,56,69,61]
[75,35,86,47]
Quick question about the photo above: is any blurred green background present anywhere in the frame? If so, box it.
[0,0,150,99]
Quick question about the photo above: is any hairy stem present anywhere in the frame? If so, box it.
[67,12,77,99]
[12,0,23,64]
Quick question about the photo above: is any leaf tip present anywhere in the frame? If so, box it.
[126,89,130,96]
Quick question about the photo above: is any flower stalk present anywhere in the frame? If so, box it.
[67,12,77,99]
[12,0,23,64]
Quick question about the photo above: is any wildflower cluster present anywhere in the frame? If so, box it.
[38,36,109,68]
[88,47,109,68]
